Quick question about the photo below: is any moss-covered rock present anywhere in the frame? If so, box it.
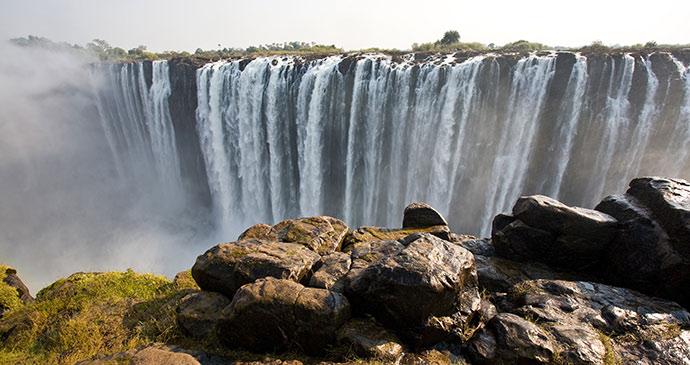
[0,265,27,317]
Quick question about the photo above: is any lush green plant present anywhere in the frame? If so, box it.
[0,269,197,364]
[501,40,550,51]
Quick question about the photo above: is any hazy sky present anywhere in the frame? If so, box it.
[0,0,690,52]
[1,0,689,52]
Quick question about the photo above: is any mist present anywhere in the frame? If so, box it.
[0,42,217,293]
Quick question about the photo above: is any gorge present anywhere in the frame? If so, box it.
[95,50,690,237]
[2,46,690,291]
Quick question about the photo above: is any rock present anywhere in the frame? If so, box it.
[626,177,690,256]
[402,202,448,228]
[492,195,618,272]
[337,318,404,362]
[455,237,493,256]
[177,291,230,338]
[512,195,618,241]
[502,279,690,364]
[217,277,351,355]
[239,216,349,255]
[308,252,351,292]
[596,193,690,307]
[466,313,557,364]
[400,349,452,364]
[345,233,480,346]
[191,239,321,298]
[2,268,33,304]
[342,225,451,250]
[77,344,227,365]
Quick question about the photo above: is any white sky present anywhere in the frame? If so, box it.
[0,0,688,52]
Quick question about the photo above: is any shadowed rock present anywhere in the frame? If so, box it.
[402,202,448,228]
[217,278,351,355]
[177,291,230,338]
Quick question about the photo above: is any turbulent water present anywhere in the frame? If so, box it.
[96,52,690,237]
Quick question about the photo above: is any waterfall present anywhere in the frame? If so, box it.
[86,51,689,237]
[92,60,184,202]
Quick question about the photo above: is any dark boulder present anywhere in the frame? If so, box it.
[596,193,690,307]
[217,278,351,355]
[513,194,618,241]
[626,177,690,257]
[402,202,448,228]
[466,313,557,364]
[191,239,320,298]
[177,291,230,338]
[345,233,480,346]
[239,216,349,255]
[492,195,618,272]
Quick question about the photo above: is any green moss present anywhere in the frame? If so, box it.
[598,331,620,365]
[0,269,191,364]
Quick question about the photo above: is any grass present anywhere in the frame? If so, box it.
[0,269,198,364]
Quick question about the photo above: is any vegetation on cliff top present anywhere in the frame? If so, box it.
[0,269,198,364]
[9,33,690,63]
[0,265,23,315]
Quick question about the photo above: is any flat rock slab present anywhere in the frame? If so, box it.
[218,277,351,355]
[402,202,448,228]
[239,216,349,254]
[191,239,320,298]
[342,225,451,250]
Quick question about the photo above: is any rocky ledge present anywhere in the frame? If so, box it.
[2,176,690,364]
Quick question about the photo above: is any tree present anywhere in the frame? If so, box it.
[439,30,460,45]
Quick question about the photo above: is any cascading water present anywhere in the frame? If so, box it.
[191,52,690,237]
[92,60,184,202]
[85,52,690,239]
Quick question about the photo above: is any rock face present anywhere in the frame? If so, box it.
[402,202,448,228]
[470,278,690,364]
[217,278,351,355]
[308,252,351,292]
[493,195,618,272]
[238,216,349,254]
[2,268,33,304]
[596,177,690,308]
[345,233,480,346]
[191,239,320,298]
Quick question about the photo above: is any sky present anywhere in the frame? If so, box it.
[0,0,688,52]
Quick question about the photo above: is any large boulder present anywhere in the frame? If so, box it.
[345,233,480,346]
[239,216,349,255]
[342,225,451,251]
[492,195,618,272]
[594,177,690,309]
[466,313,557,364]
[626,177,690,256]
[217,277,351,355]
[484,278,690,364]
[177,291,230,338]
[402,202,448,228]
[191,239,320,298]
